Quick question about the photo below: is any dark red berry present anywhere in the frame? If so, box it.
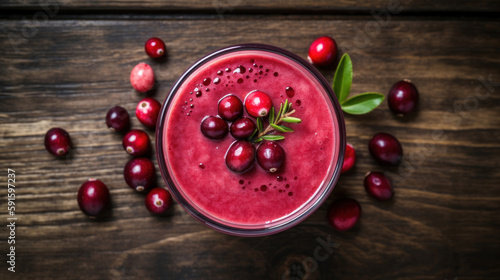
[44,128,71,156]
[130,63,155,93]
[368,132,403,165]
[145,187,172,214]
[230,117,257,139]
[200,116,228,140]
[341,143,356,173]
[124,157,155,192]
[123,130,151,156]
[327,198,361,231]
[364,171,394,200]
[388,80,419,116]
[244,90,273,117]
[77,178,111,217]
[256,141,285,173]
[136,97,161,129]
[218,94,243,121]
[145,37,166,58]
[225,140,255,173]
[106,106,130,132]
[308,36,337,66]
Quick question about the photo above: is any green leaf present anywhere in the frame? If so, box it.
[269,107,275,124]
[333,53,353,103]
[249,128,258,140]
[270,124,294,133]
[253,137,263,143]
[257,117,263,132]
[276,104,283,121]
[281,117,302,123]
[261,135,285,141]
[284,99,289,113]
[341,92,385,115]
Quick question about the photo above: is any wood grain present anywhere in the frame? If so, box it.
[1,16,500,280]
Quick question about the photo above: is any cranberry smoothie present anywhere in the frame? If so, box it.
[163,50,339,226]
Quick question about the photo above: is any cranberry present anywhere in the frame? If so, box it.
[327,198,361,231]
[256,141,285,173]
[130,63,155,93]
[364,171,394,200]
[124,157,155,192]
[388,80,419,116]
[341,143,356,173]
[230,117,256,139]
[225,140,255,173]
[308,36,337,66]
[200,116,228,140]
[136,97,161,129]
[44,128,71,156]
[368,132,403,165]
[106,106,130,132]
[145,37,166,58]
[77,178,111,217]
[122,130,151,156]
[244,90,272,117]
[218,94,243,121]
[145,187,172,214]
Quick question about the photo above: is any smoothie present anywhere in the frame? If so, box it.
[162,48,341,228]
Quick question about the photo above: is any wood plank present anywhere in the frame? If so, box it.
[1,17,500,279]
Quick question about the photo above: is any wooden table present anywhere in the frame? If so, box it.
[1,1,499,279]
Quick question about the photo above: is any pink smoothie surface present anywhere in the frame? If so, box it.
[163,50,339,226]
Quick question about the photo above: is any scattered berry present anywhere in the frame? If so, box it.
[124,157,155,192]
[256,141,285,173]
[230,117,257,139]
[44,128,71,156]
[341,143,356,173]
[308,36,337,66]
[106,106,130,132]
[77,178,111,217]
[369,132,403,165]
[200,116,228,140]
[327,198,361,231]
[244,90,272,117]
[145,187,172,214]
[225,140,255,173]
[136,97,161,129]
[218,94,243,121]
[123,130,151,156]
[145,37,166,58]
[388,80,419,116]
[364,171,394,200]
[130,63,155,93]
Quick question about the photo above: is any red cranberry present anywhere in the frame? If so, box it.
[308,36,337,66]
[123,130,151,156]
[225,140,255,173]
[136,97,161,129]
[244,90,273,117]
[44,128,71,156]
[341,143,356,173]
[327,198,361,231]
[106,106,130,132]
[364,171,394,200]
[256,141,285,173]
[200,116,228,140]
[130,63,155,93]
[369,132,403,165]
[124,157,155,192]
[388,80,419,116]
[218,94,243,121]
[77,178,111,217]
[145,187,172,214]
[145,37,166,58]
[230,117,256,139]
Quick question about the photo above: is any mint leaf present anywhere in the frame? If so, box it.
[333,53,353,103]
[341,92,385,115]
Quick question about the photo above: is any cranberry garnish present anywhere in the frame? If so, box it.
[145,187,172,215]
[230,117,257,139]
[136,97,161,129]
[44,128,71,156]
[244,90,272,117]
[308,36,337,66]
[77,178,111,217]
[200,116,228,140]
[364,171,394,200]
[130,63,155,93]
[218,94,243,121]
[144,37,166,58]
[106,106,130,132]
[122,130,151,156]
[388,80,419,116]
[256,141,285,173]
[368,132,403,165]
[124,157,155,192]
[225,140,255,173]
[341,143,356,173]
[327,198,361,231]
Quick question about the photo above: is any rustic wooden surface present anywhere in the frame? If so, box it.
[1,5,500,280]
